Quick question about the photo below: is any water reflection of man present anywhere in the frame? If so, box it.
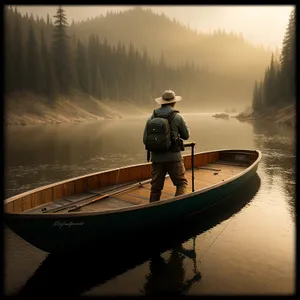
[143,241,202,295]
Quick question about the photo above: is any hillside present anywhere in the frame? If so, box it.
[68,7,272,108]
[70,7,271,77]
[5,6,275,124]
[4,91,149,126]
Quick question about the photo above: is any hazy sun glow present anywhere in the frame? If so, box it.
[148,5,294,50]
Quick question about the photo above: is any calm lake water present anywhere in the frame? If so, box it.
[4,113,296,296]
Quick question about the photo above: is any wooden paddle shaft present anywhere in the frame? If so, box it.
[68,194,110,212]
[67,175,165,212]
[47,178,153,214]
[70,174,171,212]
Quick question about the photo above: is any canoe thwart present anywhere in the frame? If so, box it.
[216,160,249,167]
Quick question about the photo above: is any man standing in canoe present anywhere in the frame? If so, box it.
[143,90,190,202]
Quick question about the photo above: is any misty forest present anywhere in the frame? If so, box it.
[251,8,295,113]
[4,6,295,117]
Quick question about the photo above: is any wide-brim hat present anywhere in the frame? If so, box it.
[155,90,182,105]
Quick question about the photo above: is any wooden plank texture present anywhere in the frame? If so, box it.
[6,160,249,213]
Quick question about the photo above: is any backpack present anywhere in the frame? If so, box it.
[145,110,178,152]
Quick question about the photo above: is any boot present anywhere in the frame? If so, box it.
[149,192,161,202]
[175,184,187,196]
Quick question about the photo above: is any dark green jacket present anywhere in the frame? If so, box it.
[143,106,190,162]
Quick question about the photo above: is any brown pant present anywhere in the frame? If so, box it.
[150,160,188,202]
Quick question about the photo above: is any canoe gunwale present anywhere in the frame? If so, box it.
[4,149,262,219]
[4,163,152,205]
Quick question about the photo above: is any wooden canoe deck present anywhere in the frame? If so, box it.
[25,162,247,214]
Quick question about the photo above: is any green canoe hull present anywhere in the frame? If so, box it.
[4,162,258,253]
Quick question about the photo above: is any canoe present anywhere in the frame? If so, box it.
[16,173,261,296]
[4,148,261,253]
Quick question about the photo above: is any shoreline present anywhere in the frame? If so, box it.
[4,90,149,127]
[5,91,295,128]
[232,104,295,127]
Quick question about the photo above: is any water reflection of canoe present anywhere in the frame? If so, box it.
[15,174,261,297]
[4,148,261,253]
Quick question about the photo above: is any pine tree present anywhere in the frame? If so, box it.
[286,8,295,102]
[268,53,277,107]
[273,58,281,106]
[47,13,51,25]
[12,10,25,91]
[279,8,295,104]
[102,41,114,100]
[262,54,277,108]
[26,23,43,93]
[94,65,105,99]
[258,80,264,110]
[88,35,97,96]
[42,28,58,101]
[40,30,48,94]
[76,40,91,94]
[52,6,72,94]
[46,51,59,102]
[70,34,79,90]
[252,81,258,111]
[4,6,13,94]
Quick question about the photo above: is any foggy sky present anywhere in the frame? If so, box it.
[13,5,294,50]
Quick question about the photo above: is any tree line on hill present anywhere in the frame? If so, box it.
[4,6,273,110]
[252,8,295,112]
[4,6,220,106]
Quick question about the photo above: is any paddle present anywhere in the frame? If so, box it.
[43,179,152,214]
[67,194,110,212]
[68,173,172,213]
[45,180,146,214]
[67,177,155,212]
